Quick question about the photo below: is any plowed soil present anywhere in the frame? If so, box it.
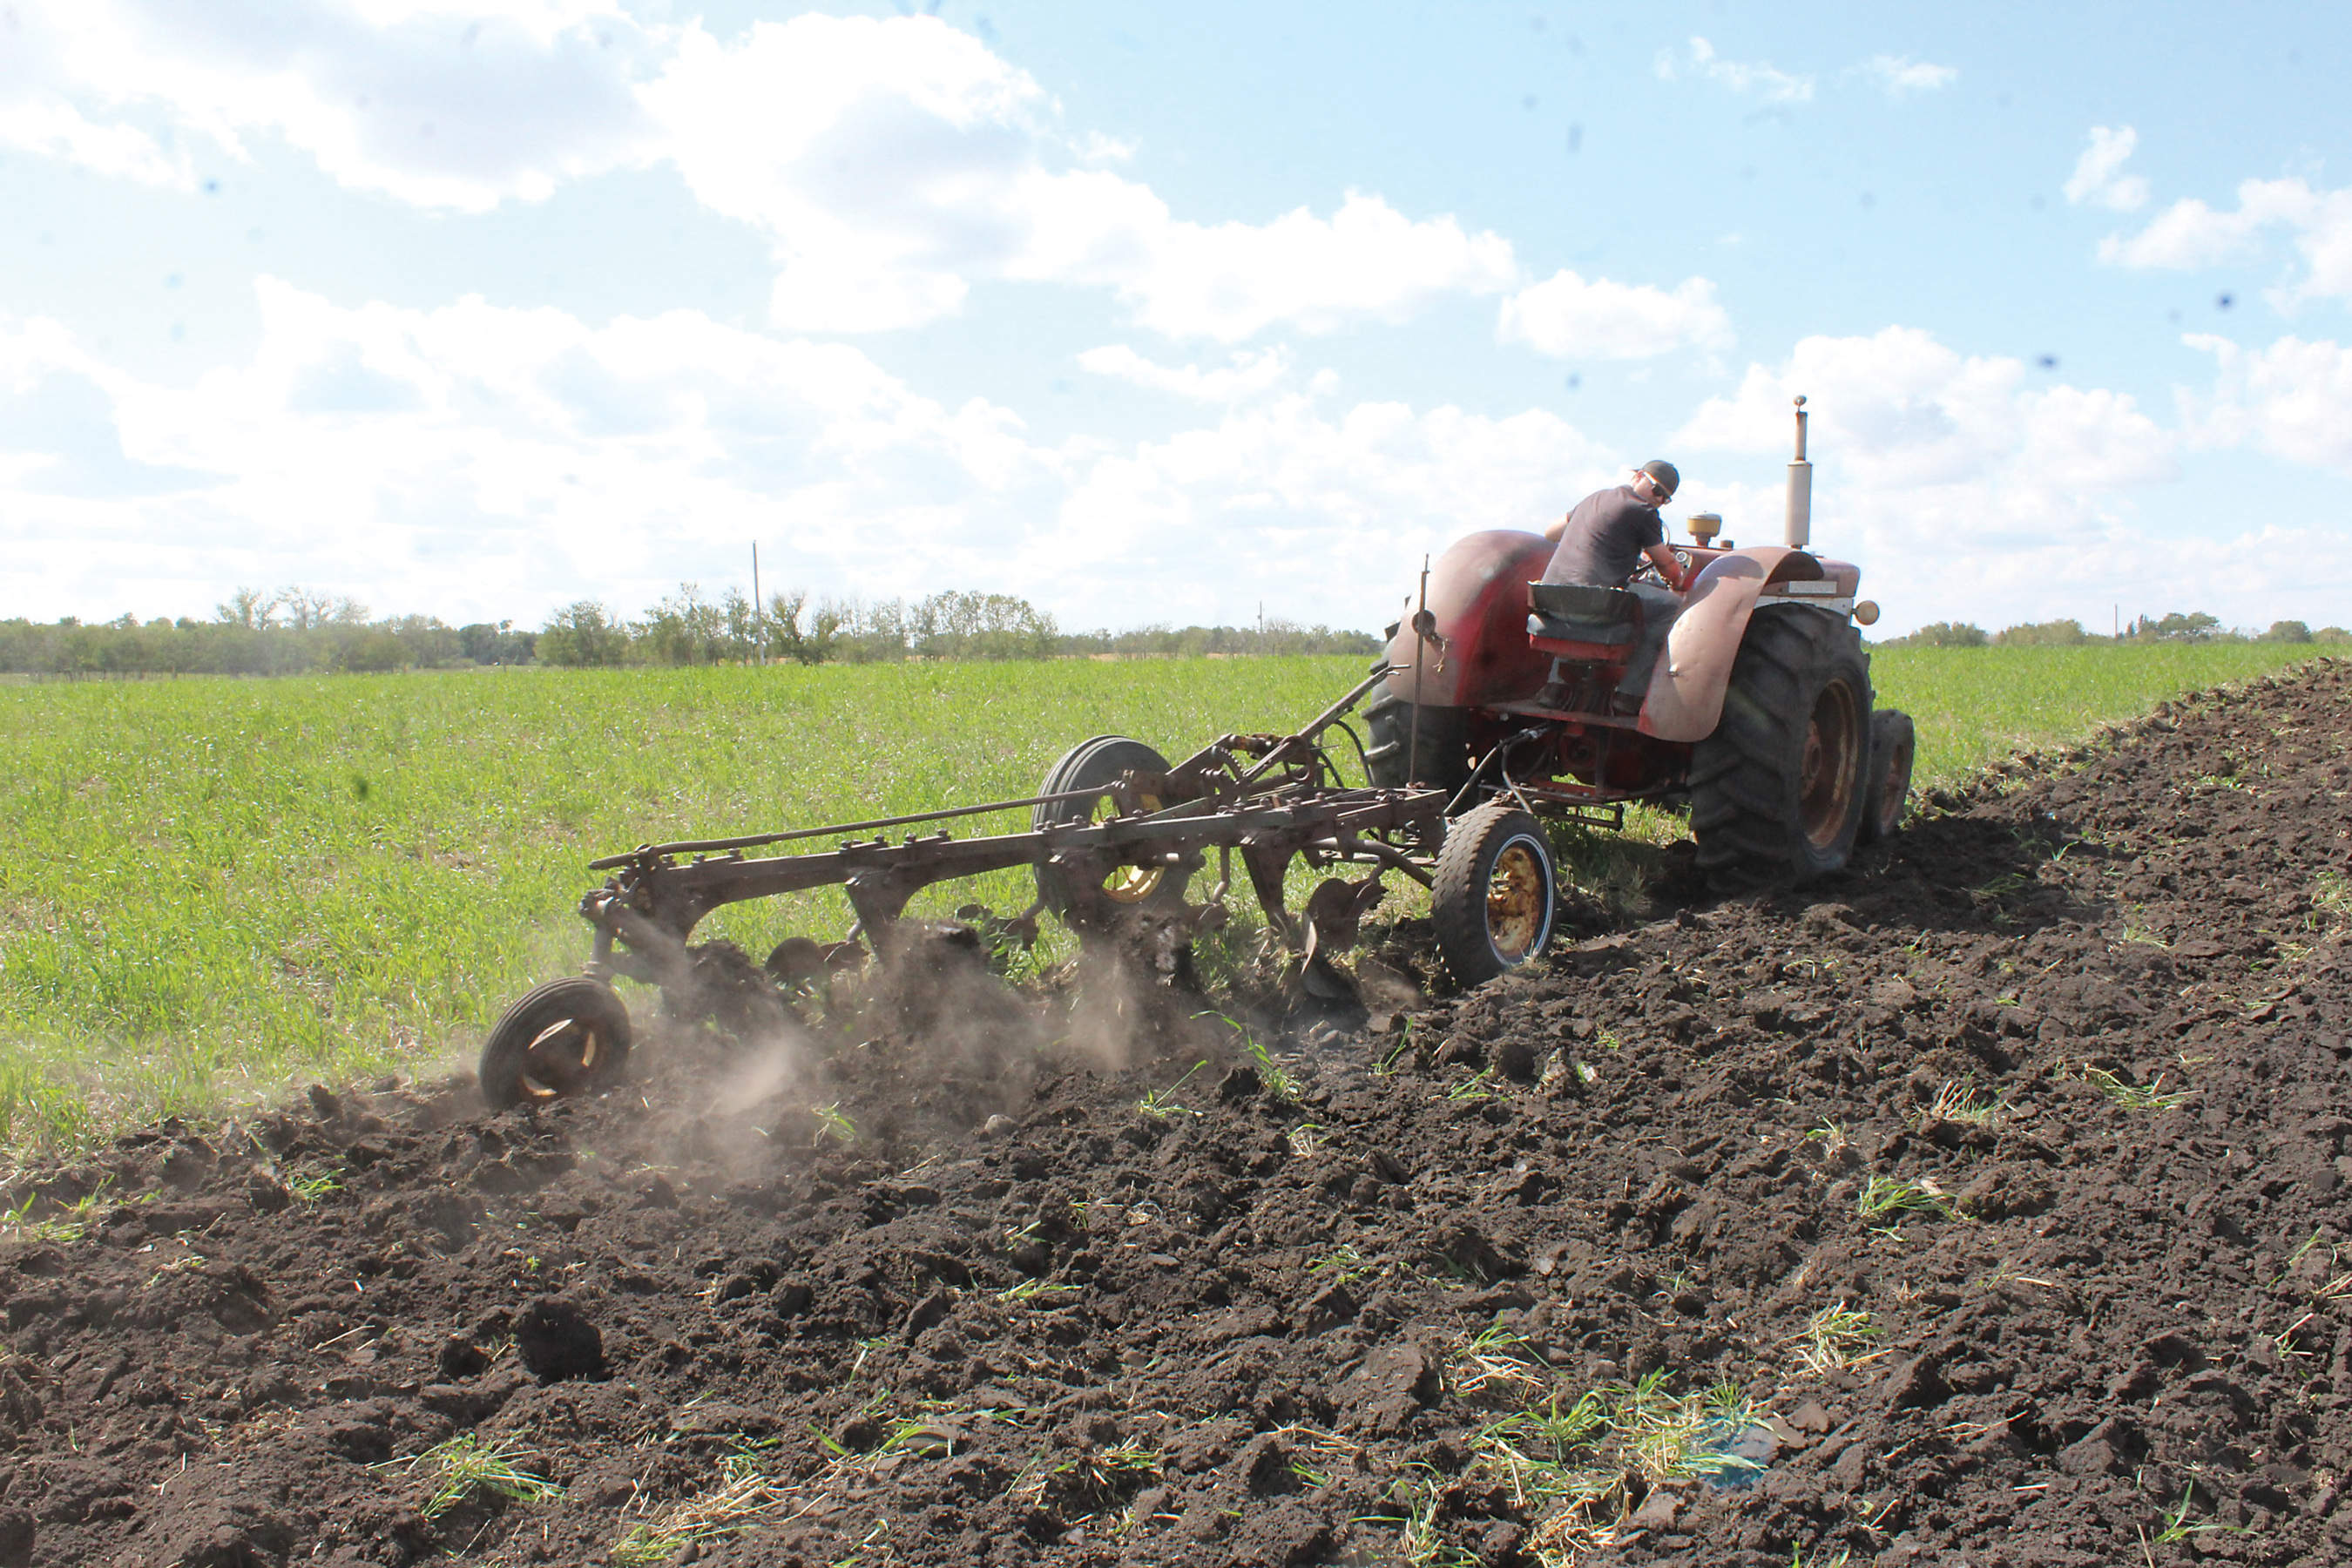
[5,658,2351,1568]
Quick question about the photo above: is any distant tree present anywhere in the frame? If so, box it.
[2316,626,2351,645]
[275,585,368,631]
[1892,621,1989,647]
[639,584,729,664]
[2129,611,2221,641]
[458,620,536,665]
[538,601,630,666]
[1992,618,2088,646]
[2261,619,2314,644]
[765,589,842,665]
[335,632,409,672]
[215,586,280,629]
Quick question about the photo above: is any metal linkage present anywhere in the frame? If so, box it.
[574,666,1443,995]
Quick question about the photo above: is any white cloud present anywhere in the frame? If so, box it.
[10,292,2347,638]
[0,99,187,186]
[1497,270,1732,360]
[1666,328,2229,632]
[2064,125,2149,212]
[0,282,1624,629]
[1077,345,1294,402]
[2101,176,2352,305]
[645,17,1517,338]
[0,280,1072,619]
[1052,396,1620,622]
[1128,195,1517,341]
[1679,327,2174,490]
[2186,332,2352,471]
[0,5,1658,347]
[1856,55,1957,97]
[1656,37,1814,104]
[1,0,666,209]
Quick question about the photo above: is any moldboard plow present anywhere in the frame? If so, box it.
[476,665,1542,1111]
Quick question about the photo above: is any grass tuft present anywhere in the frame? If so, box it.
[1790,1301,1882,1375]
[1307,1244,1377,1288]
[1921,1078,1998,1127]
[1,1186,107,1245]
[611,1450,788,1566]
[2080,1065,2192,1112]
[378,1434,563,1520]
[1134,1060,1206,1121]
[2312,869,2352,928]
[1855,1174,1950,1223]
[287,1171,341,1203]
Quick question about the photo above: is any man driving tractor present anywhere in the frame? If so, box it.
[1534,459,1690,709]
[1540,459,1690,591]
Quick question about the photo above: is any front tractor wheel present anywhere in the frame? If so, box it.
[1431,801,1558,987]
[1690,605,1872,892]
[478,977,633,1111]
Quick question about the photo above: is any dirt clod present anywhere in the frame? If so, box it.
[511,1296,605,1382]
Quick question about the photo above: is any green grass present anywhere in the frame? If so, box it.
[0,658,1362,1149]
[0,645,2333,1152]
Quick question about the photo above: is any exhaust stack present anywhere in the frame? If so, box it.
[1785,395,1812,549]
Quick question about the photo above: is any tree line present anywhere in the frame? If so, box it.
[1882,614,2349,649]
[0,583,1379,676]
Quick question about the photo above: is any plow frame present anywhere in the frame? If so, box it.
[571,667,1461,1000]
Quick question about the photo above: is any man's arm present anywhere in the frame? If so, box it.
[1641,542,1689,590]
[1541,512,1571,543]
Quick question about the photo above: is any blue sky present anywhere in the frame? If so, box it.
[3,1,2349,637]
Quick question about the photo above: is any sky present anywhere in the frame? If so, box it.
[3,1,2350,639]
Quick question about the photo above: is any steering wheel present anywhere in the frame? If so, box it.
[1632,548,1696,589]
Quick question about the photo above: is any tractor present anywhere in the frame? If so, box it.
[1362,395,1913,909]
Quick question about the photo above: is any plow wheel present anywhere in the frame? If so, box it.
[1690,605,1871,892]
[1432,801,1558,987]
[478,977,633,1111]
[1032,736,1192,917]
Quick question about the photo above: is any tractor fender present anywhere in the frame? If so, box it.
[1638,546,1851,743]
[1381,530,1554,708]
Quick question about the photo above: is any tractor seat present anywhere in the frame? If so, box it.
[1526,582,1643,650]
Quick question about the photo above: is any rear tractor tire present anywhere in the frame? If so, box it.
[1362,687,1471,797]
[478,977,632,1111]
[1431,801,1558,988]
[1690,605,1872,893]
[1032,735,1193,916]
[1858,708,1916,845]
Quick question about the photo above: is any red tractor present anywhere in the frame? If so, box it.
[1362,396,1914,902]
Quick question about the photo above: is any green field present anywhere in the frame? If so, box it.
[1,643,2333,1152]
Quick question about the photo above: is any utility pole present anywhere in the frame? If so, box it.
[751,541,763,665]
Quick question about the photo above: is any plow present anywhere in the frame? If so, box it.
[480,398,1915,1112]
[477,664,1551,1110]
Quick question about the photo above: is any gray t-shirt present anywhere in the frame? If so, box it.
[1540,483,1664,586]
